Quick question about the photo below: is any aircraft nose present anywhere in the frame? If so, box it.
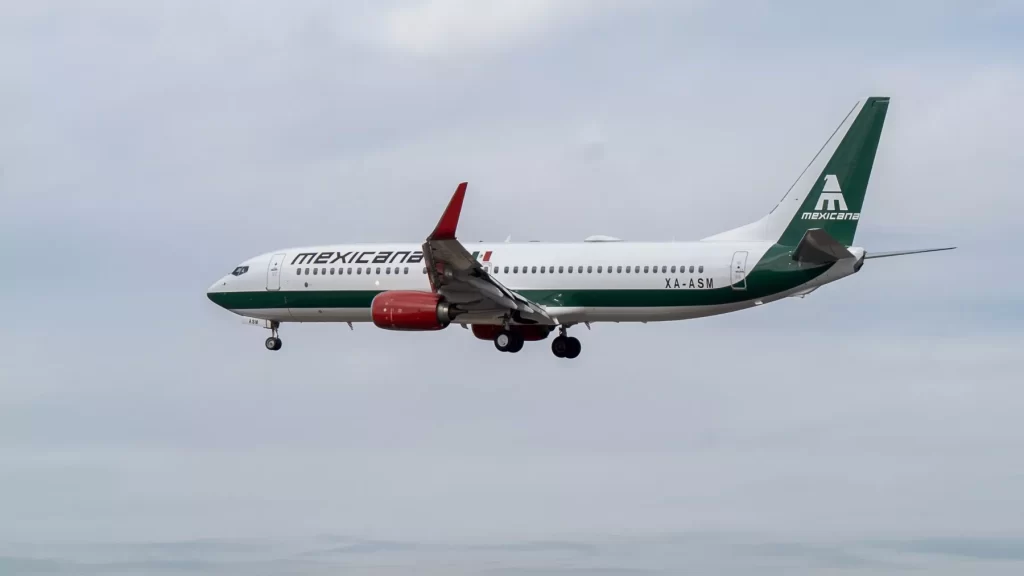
[207,277,229,305]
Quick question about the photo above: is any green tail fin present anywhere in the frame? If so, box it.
[702,97,890,247]
[777,97,889,246]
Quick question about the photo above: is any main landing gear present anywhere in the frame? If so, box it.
[493,329,524,353]
[550,326,581,359]
[264,322,282,351]
[492,323,582,358]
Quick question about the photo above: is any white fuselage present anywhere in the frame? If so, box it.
[207,239,863,327]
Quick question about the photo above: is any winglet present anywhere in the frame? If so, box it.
[428,182,468,240]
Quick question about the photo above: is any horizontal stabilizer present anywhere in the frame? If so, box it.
[792,228,854,264]
[864,246,956,259]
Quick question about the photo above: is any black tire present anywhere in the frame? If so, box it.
[494,330,513,352]
[508,332,525,353]
[266,336,282,351]
[565,337,581,359]
[551,336,568,358]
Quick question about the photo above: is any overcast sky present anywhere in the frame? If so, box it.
[2,1,1023,573]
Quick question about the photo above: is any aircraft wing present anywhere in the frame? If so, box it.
[421,183,553,324]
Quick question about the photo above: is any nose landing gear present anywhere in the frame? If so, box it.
[264,322,282,351]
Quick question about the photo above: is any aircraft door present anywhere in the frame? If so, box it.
[730,251,748,290]
[266,253,286,291]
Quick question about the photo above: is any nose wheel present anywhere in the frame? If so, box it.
[264,322,282,351]
[551,327,581,359]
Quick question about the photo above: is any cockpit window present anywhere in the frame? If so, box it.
[231,266,249,276]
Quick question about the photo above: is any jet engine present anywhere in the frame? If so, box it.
[371,291,456,331]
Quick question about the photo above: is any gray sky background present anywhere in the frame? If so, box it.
[2,0,1023,573]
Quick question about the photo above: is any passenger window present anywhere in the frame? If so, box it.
[357,268,362,275]
[322,268,327,275]
[567,266,573,274]
[689,266,694,273]
[531,266,537,273]
[504,266,509,273]
[699,265,704,273]
[313,268,318,275]
[385,267,391,274]
[330,268,335,275]
[540,266,545,274]
[577,266,583,273]
[662,266,667,273]
[347,267,352,275]
[643,266,649,273]
[671,266,676,273]
[296,268,301,275]
[587,266,592,273]
[404,267,409,274]
[626,266,631,273]
[558,266,564,273]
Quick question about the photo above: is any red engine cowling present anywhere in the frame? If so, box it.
[471,324,553,341]
[371,291,454,331]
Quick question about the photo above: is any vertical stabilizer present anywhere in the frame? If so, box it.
[703,97,889,246]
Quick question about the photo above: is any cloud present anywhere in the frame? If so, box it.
[375,0,601,57]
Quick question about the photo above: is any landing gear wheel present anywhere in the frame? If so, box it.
[508,333,524,353]
[565,336,581,359]
[551,336,568,358]
[494,330,524,353]
[265,336,282,351]
[494,330,513,352]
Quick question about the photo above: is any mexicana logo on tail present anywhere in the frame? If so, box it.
[802,174,860,221]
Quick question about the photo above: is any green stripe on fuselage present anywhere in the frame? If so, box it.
[207,289,379,310]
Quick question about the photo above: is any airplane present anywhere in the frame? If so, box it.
[207,96,954,358]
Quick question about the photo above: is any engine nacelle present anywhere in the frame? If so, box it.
[471,324,554,342]
[371,291,454,331]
